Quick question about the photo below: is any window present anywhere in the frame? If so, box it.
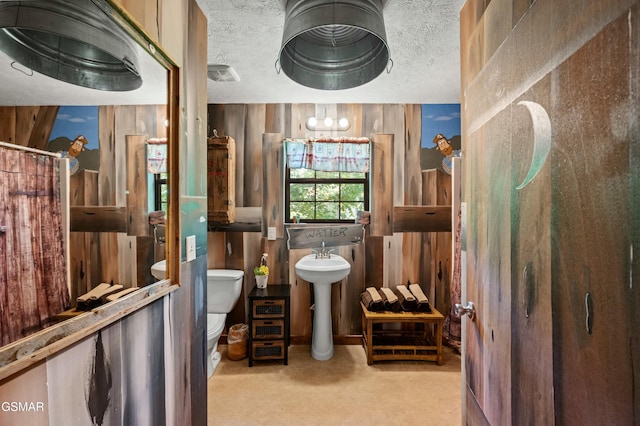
[286,168,369,223]
[154,172,168,213]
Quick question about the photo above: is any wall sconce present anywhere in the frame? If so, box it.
[306,116,351,131]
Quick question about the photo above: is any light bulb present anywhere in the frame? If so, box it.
[338,117,349,128]
[307,117,318,128]
[324,117,333,127]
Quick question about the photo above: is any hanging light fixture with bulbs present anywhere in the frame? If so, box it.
[306,115,351,131]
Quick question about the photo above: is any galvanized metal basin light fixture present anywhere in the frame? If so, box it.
[278,0,390,90]
[0,0,142,91]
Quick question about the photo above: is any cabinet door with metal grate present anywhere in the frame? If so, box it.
[248,285,291,367]
[252,341,285,360]
[252,299,285,317]
[253,320,285,339]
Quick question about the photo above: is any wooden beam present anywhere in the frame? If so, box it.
[370,134,394,236]
[393,205,452,233]
[70,206,128,232]
[208,206,261,232]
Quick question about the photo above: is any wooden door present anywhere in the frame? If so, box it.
[461,109,514,426]
[460,1,640,424]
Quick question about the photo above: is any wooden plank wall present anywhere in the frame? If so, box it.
[207,104,452,341]
[0,106,60,149]
[67,105,166,296]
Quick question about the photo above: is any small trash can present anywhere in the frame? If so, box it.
[227,323,248,360]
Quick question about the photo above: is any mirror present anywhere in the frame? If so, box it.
[0,0,179,372]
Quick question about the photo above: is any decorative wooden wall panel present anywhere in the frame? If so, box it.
[223,231,247,327]
[69,170,100,299]
[289,104,314,138]
[220,104,247,206]
[0,107,16,143]
[262,133,284,239]
[361,104,385,289]
[337,104,363,137]
[288,248,313,339]
[126,135,150,236]
[265,103,286,134]
[244,105,266,207]
[335,244,365,336]
[461,0,640,424]
[0,106,59,148]
[510,80,553,424]
[421,169,452,316]
[370,133,394,236]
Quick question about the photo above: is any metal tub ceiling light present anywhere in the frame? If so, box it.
[0,0,141,91]
[278,0,391,91]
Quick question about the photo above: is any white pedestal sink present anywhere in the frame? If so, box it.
[151,260,166,280]
[294,254,351,360]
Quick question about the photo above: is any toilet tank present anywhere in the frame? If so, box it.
[206,269,244,313]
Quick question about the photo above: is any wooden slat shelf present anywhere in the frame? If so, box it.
[361,302,444,365]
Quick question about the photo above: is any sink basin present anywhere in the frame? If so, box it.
[294,254,351,283]
[294,253,351,361]
[151,260,166,280]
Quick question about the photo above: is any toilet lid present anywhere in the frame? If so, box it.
[207,313,226,339]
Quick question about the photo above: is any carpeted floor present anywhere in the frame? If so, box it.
[208,344,461,425]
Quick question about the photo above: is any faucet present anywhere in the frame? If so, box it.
[312,241,334,259]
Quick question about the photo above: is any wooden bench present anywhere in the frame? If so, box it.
[361,302,444,365]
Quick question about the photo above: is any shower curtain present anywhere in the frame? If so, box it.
[0,146,70,345]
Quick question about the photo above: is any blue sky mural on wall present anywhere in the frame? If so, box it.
[50,106,99,149]
[421,103,460,147]
[48,106,100,173]
[420,104,461,171]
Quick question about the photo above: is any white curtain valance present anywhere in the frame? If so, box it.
[284,137,370,173]
[147,138,167,174]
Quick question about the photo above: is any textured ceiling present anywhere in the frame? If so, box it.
[0,0,464,106]
[197,0,465,104]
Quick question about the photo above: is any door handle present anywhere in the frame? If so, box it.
[454,301,476,320]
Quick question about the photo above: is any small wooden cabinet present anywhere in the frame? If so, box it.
[207,135,235,223]
[248,285,291,366]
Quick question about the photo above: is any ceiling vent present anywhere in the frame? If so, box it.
[278,0,390,90]
[0,0,142,91]
[207,64,241,82]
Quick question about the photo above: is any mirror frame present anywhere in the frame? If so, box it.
[103,0,180,284]
[0,0,181,380]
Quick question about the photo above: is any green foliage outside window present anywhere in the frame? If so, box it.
[287,169,368,222]
[154,172,168,213]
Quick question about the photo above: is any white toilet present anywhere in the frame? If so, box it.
[206,269,244,378]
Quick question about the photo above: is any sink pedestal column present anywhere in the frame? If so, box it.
[311,282,334,360]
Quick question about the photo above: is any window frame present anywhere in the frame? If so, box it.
[153,172,168,213]
[285,168,369,223]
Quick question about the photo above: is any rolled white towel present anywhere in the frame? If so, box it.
[366,287,382,302]
[379,287,398,303]
[396,285,416,301]
[409,283,429,303]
